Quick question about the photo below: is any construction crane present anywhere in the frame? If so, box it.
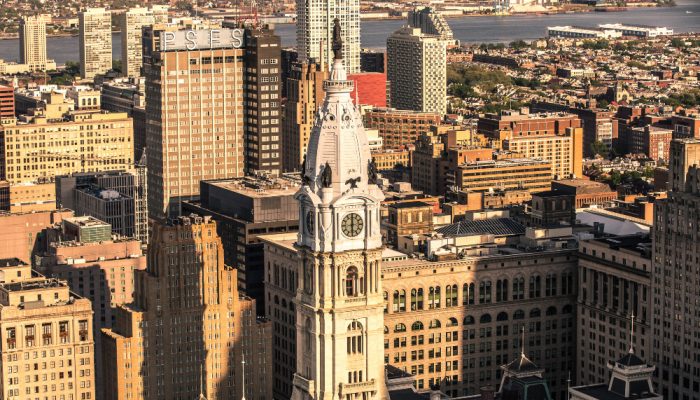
[241,0,260,28]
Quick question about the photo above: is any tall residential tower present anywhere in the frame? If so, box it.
[296,0,360,73]
[79,8,113,79]
[118,6,169,78]
[19,14,51,71]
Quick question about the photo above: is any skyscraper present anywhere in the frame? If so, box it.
[101,215,272,400]
[652,138,700,399]
[79,8,113,79]
[119,6,168,78]
[143,25,246,219]
[387,26,447,115]
[290,20,388,399]
[281,59,327,172]
[296,0,360,73]
[243,25,283,176]
[19,14,51,71]
[0,258,96,400]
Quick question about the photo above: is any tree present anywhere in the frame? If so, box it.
[590,140,609,158]
[609,170,622,187]
[509,40,528,50]
[670,38,686,48]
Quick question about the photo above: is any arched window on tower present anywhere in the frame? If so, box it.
[304,317,312,351]
[347,321,363,355]
[345,266,359,296]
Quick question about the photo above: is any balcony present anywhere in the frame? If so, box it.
[292,374,315,394]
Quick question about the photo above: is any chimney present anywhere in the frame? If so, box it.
[480,386,496,400]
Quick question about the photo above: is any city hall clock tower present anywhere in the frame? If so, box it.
[291,19,389,400]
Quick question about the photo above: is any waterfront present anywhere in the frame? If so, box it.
[0,0,697,66]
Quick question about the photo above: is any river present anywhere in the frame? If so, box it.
[0,0,697,66]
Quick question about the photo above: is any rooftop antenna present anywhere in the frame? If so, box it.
[628,312,635,354]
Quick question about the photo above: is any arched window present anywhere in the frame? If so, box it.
[546,306,557,316]
[479,280,492,304]
[496,279,508,302]
[529,274,541,298]
[394,323,406,333]
[411,288,424,311]
[411,321,424,331]
[447,317,458,327]
[497,312,508,321]
[274,295,279,305]
[346,267,359,297]
[429,319,441,329]
[513,309,525,320]
[446,284,458,307]
[429,286,441,309]
[480,313,492,324]
[545,273,557,296]
[384,326,389,334]
[529,308,541,318]
[561,272,573,295]
[347,321,363,355]
[562,304,573,314]
[463,283,475,305]
[392,290,406,312]
[512,277,525,300]
[464,316,475,325]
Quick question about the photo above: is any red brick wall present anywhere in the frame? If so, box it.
[348,73,387,108]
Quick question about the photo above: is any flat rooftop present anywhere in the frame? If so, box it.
[64,216,110,227]
[206,175,301,198]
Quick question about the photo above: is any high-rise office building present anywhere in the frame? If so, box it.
[143,25,246,219]
[119,6,169,78]
[56,168,149,244]
[652,138,700,399]
[289,21,388,399]
[296,2,360,73]
[79,8,113,80]
[387,26,447,115]
[407,7,456,43]
[35,221,146,399]
[281,59,327,172]
[19,14,51,71]
[243,25,283,176]
[182,174,300,315]
[101,215,272,400]
[0,258,96,400]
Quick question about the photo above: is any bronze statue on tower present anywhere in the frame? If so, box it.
[332,18,343,60]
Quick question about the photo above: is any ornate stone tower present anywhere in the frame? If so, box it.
[291,19,389,400]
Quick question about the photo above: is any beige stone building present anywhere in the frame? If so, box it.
[118,6,169,78]
[0,99,134,208]
[652,138,700,400]
[79,8,113,80]
[387,26,447,115]
[101,215,272,400]
[143,25,246,219]
[282,60,327,172]
[0,258,95,400]
[19,14,52,71]
[576,234,652,386]
[503,127,584,180]
[264,227,578,399]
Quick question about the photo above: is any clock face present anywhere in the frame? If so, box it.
[341,213,363,237]
[305,211,314,234]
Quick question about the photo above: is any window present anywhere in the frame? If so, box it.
[446,284,458,307]
[347,321,363,355]
[463,283,475,305]
[345,267,359,297]
[394,323,407,333]
[496,279,508,302]
[479,281,492,304]
[429,286,441,309]
[529,275,541,298]
[411,321,424,331]
[545,273,557,296]
[429,319,441,329]
[411,288,424,310]
[512,277,525,300]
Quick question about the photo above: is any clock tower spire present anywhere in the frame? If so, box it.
[291,18,388,400]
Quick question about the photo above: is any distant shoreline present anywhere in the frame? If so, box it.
[0,4,671,40]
